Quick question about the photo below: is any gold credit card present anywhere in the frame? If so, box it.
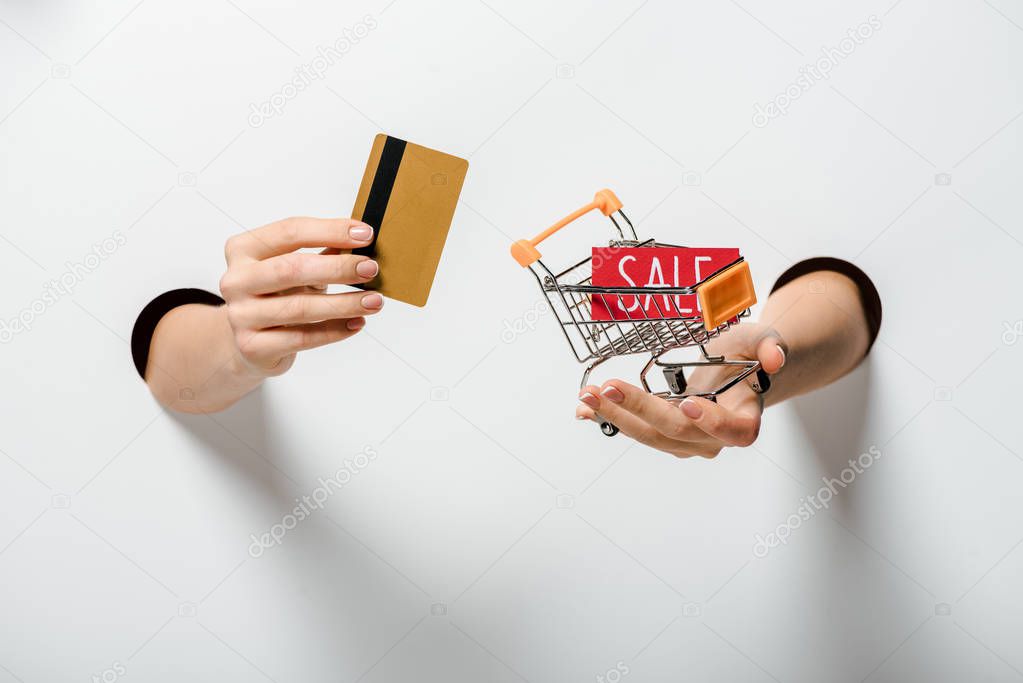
[349,134,468,307]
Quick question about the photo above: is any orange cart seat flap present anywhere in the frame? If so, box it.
[697,261,757,329]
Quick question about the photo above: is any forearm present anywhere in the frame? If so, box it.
[758,270,871,405]
[145,304,262,413]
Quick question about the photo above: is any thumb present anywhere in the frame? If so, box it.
[754,333,787,375]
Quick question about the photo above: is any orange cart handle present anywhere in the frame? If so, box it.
[510,189,623,267]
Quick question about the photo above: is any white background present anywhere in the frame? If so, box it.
[2,1,1022,681]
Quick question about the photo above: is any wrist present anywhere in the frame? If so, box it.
[217,307,270,383]
[226,344,267,382]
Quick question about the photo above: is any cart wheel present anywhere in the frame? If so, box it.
[662,366,687,395]
[752,368,771,394]
[600,421,620,437]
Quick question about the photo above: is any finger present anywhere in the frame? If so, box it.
[236,291,384,328]
[679,396,761,447]
[275,286,327,296]
[595,379,699,442]
[755,335,787,374]
[225,217,374,262]
[575,404,596,421]
[239,317,367,366]
[579,386,712,457]
[225,253,378,295]
[579,386,663,445]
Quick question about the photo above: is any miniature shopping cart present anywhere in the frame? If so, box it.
[510,189,767,436]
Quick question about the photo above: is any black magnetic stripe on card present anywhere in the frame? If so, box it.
[354,135,407,257]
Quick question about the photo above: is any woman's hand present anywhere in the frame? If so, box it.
[574,268,877,456]
[145,216,386,413]
[575,324,786,458]
[219,216,385,377]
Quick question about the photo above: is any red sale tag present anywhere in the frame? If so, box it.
[590,246,740,320]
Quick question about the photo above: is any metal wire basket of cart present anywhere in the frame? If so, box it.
[510,189,768,436]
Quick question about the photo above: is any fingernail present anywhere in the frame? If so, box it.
[681,398,702,419]
[776,344,786,367]
[578,391,599,409]
[349,223,373,242]
[576,414,588,421]
[361,293,383,310]
[356,260,379,278]
[601,385,624,403]
[347,317,366,331]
